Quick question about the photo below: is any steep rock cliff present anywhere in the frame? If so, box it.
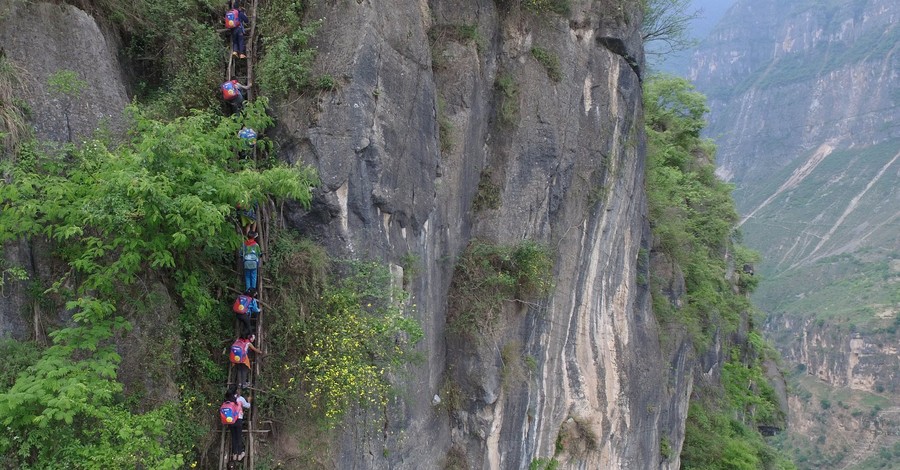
[0,0,708,467]
[274,0,695,467]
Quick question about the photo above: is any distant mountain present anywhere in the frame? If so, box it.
[689,0,899,467]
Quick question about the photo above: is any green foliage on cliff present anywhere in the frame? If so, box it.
[0,101,317,468]
[682,402,795,470]
[644,74,794,469]
[644,74,744,344]
[530,47,562,83]
[0,54,30,156]
[74,0,322,112]
[520,0,570,15]
[259,235,423,428]
[77,0,224,114]
[257,0,322,97]
[448,240,553,335]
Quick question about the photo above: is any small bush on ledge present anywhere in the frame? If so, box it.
[448,240,554,335]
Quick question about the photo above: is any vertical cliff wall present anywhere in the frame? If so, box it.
[274,0,695,468]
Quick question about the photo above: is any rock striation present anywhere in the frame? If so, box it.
[275,0,698,468]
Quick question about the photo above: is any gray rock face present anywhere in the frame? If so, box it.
[0,1,130,144]
[768,315,899,395]
[276,0,693,467]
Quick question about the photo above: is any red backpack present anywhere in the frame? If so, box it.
[233,295,252,314]
[221,81,239,101]
[224,9,241,29]
[230,339,249,364]
[219,401,241,424]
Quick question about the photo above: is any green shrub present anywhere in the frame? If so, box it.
[299,260,423,423]
[0,339,41,393]
[473,169,502,211]
[681,402,796,470]
[428,23,486,62]
[530,47,562,82]
[448,240,553,334]
[522,0,570,15]
[438,95,454,153]
[315,74,338,91]
[495,73,520,126]
[529,458,560,470]
[257,0,321,97]
[260,240,423,426]
[0,54,29,156]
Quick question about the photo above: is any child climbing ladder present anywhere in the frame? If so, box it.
[218,0,265,468]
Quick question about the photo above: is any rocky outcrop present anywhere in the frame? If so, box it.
[767,315,899,395]
[275,0,696,467]
[0,1,130,144]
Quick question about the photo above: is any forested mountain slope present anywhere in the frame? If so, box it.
[690,0,899,468]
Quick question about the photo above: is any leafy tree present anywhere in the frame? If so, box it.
[644,74,795,469]
[642,0,701,57]
[0,101,318,467]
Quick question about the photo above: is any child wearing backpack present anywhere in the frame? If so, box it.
[219,385,251,461]
[224,3,250,59]
[236,199,258,236]
[221,80,251,112]
[238,126,257,159]
[229,335,262,389]
[241,231,262,291]
[232,289,261,337]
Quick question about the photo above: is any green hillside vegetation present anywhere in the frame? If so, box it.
[737,140,900,227]
[0,96,423,466]
[757,251,900,332]
[0,0,424,463]
[644,75,794,470]
[0,101,316,467]
[769,371,897,469]
[0,0,423,463]
[737,139,900,332]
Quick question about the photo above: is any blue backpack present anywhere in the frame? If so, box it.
[230,343,246,364]
[239,128,257,141]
